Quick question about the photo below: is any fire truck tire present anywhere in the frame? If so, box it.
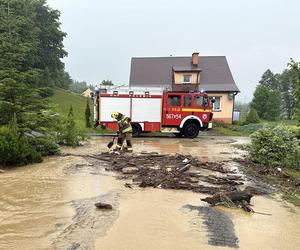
[184,123,200,138]
[132,123,142,137]
[174,130,183,137]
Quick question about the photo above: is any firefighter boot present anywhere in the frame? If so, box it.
[126,134,133,153]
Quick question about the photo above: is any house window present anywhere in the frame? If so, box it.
[183,74,191,84]
[168,95,181,106]
[210,96,221,111]
[183,96,192,107]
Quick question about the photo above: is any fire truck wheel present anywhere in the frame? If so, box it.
[132,123,142,137]
[174,131,183,137]
[184,123,200,138]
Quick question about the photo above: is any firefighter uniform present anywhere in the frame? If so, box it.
[111,112,133,153]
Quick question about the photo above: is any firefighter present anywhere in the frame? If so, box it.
[111,112,133,153]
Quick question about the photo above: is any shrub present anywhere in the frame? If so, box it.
[249,125,299,166]
[238,123,263,134]
[58,106,85,147]
[284,147,300,170]
[0,117,42,166]
[245,108,260,124]
[214,121,228,128]
[232,120,242,126]
[28,135,60,156]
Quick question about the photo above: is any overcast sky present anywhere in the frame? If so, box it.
[48,0,300,102]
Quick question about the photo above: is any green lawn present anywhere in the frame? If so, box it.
[214,120,299,137]
[49,88,96,132]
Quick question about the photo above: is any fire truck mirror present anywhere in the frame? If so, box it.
[203,96,209,107]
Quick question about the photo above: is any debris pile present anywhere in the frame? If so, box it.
[83,152,265,212]
[201,189,254,212]
[90,152,244,195]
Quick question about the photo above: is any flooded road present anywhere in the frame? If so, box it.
[0,136,300,250]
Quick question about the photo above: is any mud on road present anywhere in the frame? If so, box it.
[0,136,300,250]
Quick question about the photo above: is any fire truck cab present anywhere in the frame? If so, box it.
[93,87,213,138]
[161,91,213,137]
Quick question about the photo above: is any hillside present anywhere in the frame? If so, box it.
[49,88,94,131]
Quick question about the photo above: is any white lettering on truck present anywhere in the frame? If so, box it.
[166,114,182,120]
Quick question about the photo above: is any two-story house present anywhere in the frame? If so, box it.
[129,52,239,124]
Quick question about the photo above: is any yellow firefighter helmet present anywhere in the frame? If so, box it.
[111,112,120,120]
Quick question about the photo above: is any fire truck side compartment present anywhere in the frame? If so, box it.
[100,97,131,121]
[131,97,162,123]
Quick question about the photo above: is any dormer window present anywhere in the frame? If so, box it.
[183,74,191,84]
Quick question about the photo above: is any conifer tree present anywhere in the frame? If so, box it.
[85,99,92,128]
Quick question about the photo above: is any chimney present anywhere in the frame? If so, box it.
[192,52,199,66]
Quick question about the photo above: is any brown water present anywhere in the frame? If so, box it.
[0,136,299,250]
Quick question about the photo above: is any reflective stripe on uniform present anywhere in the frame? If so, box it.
[122,126,132,133]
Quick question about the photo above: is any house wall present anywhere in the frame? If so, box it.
[207,92,234,124]
[174,72,199,84]
[82,89,92,98]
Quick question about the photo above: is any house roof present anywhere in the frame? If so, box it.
[129,56,239,92]
[173,66,202,72]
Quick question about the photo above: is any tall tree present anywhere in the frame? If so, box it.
[0,0,68,88]
[0,77,49,128]
[288,59,300,123]
[34,0,67,75]
[251,84,281,120]
[278,69,296,119]
[0,0,70,132]
[259,69,280,90]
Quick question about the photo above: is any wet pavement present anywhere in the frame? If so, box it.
[185,205,239,248]
[0,136,300,250]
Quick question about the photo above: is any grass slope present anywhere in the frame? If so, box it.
[49,88,93,131]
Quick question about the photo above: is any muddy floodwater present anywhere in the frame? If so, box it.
[0,136,300,250]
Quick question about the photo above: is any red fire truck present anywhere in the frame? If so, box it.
[93,87,213,138]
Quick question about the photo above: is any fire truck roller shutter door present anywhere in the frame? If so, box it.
[179,115,203,129]
[100,97,131,121]
[132,98,161,122]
